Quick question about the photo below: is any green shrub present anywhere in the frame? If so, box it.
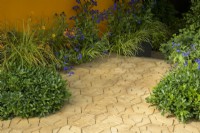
[107,0,169,55]
[146,62,200,122]
[0,67,71,119]
[160,0,200,62]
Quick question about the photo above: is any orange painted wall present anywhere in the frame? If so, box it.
[0,0,114,25]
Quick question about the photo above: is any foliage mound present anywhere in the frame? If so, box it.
[149,0,200,122]
[146,62,200,122]
[0,67,70,120]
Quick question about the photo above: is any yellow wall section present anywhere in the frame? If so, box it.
[0,0,114,24]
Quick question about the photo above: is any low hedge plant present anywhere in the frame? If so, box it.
[0,67,71,120]
[146,62,200,122]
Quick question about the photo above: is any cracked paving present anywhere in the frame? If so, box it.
[1,55,200,133]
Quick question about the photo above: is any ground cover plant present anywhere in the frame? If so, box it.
[147,0,200,122]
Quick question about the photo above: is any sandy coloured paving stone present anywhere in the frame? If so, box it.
[70,95,93,107]
[1,55,200,133]
[121,73,143,82]
[57,125,81,133]
[113,124,132,132]
[83,104,107,115]
[126,86,149,96]
[14,119,30,129]
[60,104,82,117]
[82,123,111,133]
[93,95,118,106]
[149,113,179,126]
[68,114,95,128]
[9,117,22,128]
[22,126,42,133]
[132,103,155,115]
[106,104,126,115]
[141,124,170,133]
[174,124,200,133]
[2,120,11,129]
[81,87,104,96]
[117,94,142,105]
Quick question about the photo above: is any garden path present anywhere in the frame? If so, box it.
[1,55,200,133]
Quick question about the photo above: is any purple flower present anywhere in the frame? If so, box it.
[63,66,69,71]
[184,61,188,66]
[67,34,75,39]
[195,59,200,70]
[77,53,82,60]
[72,5,80,11]
[90,9,99,15]
[137,20,141,24]
[64,55,68,59]
[113,3,117,10]
[195,59,200,63]
[91,0,97,6]
[92,15,95,20]
[76,0,81,4]
[80,34,85,40]
[182,51,190,57]
[129,0,135,5]
[69,16,76,20]
[74,47,79,52]
[176,49,180,53]
[172,42,180,48]
[68,71,74,76]
[96,18,101,24]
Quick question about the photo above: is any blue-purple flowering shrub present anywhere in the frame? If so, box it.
[160,0,200,65]
[106,0,169,55]
[60,0,110,65]
[147,0,200,122]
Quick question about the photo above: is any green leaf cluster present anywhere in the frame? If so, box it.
[160,0,200,64]
[146,63,200,122]
[0,67,70,120]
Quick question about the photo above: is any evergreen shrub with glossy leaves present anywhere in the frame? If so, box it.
[0,67,71,120]
[146,62,200,122]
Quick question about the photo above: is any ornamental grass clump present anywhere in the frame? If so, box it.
[106,0,169,55]
[0,20,60,71]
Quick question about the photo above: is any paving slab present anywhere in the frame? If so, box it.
[1,55,200,133]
